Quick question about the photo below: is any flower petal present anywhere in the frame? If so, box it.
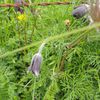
[30,53,42,77]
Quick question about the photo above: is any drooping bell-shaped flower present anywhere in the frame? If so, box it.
[72,1,100,31]
[72,4,90,19]
[28,52,42,77]
[28,42,45,77]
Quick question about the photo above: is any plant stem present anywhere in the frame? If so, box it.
[32,77,36,100]
[59,31,88,71]
[0,23,100,59]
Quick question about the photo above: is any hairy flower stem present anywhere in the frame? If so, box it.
[32,77,36,100]
[0,23,100,59]
[17,20,21,46]
[38,42,45,54]
[30,18,37,42]
[24,22,28,45]
[25,32,27,45]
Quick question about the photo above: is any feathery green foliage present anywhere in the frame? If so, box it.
[0,0,100,100]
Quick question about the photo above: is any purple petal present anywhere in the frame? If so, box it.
[30,53,42,77]
[72,5,88,19]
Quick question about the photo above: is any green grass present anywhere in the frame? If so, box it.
[0,0,100,100]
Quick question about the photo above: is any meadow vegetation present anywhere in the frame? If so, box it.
[0,0,100,100]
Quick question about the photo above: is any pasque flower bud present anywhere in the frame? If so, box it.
[28,52,42,77]
[28,43,45,77]
[72,4,90,19]
[72,0,100,31]
[14,0,24,13]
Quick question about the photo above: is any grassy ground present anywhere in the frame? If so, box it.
[0,0,100,100]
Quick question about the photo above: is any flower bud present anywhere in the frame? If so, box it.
[28,42,45,77]
[14,0,24,14]
[28,53,42,77]
[72,4,89,19]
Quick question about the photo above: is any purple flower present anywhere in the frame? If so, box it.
[28,53,42,77]
[28,42,45,77]
[14,0,24,14]
[16,7,24,14]
[72,4,89,19]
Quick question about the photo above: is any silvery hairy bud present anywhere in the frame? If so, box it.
[14,0,24,13]
[72,4,90,19]
[28,43,45,77]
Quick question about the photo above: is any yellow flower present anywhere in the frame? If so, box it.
[17,14,27,21]
[64,19,70,26]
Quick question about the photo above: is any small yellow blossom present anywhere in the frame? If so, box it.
[17,14,27,21]
[64,19,70,26]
